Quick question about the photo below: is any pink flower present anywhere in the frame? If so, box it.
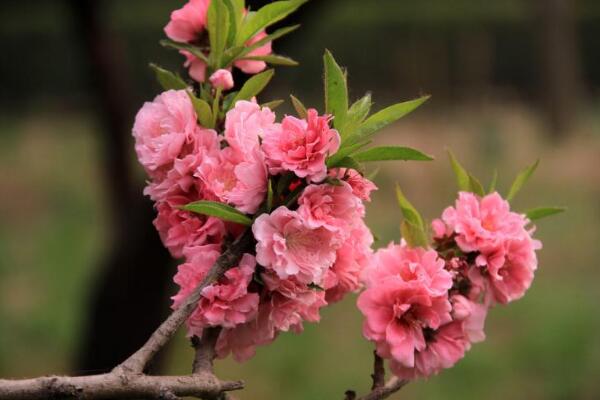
[357,279,452,368]
[196,147,268,214]
[233,31,273,74]
[441,192,527,253]
[187,254,259,331]
[262,109,340,182]
[329,168,378,202]
[389,321,469,379]
[164,0,209,43]
[324,220,374,303]
[209,69,235,90]
[431,218,449,239]
[487,236,540,304]
[182,51,208,82]
[253,206,339,284]
[297,181,363,233]
[132,90,205,177]
[367,243,453,297]
[450,295,487,343]
[224,100,277,154]
[153,194,225,258]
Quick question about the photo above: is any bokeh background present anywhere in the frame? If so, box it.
[1,1,599,399]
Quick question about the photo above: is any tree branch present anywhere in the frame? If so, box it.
[192,327,222,374]
[356,377,408,400]
[0,229,254,399]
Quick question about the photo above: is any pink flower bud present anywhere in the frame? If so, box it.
[209,69,234,90]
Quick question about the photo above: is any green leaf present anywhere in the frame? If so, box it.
[401,220,429,248]
[266,178,274,212]
[223,0,241,47]
[326,141,371,168]
[262,99,284,109]
[307,283,325,291]
[525,206,566,221]
[341,93,372,136]
[187,91,213,128]
[224,25,300,66]
[447,150,471,192]
[488,168,498,193]
[230,69,274,107]
[323,50,348,131]
[330,156,363,172]
[182,201,252,226]
[150,64,188,91]
[395,184,424,230]
[352,146,433,163]
[240,54,298,66]
[290,94,307,118]
[160,40,209,63]
[237,0,307,45]
[344,95,430,146]
[207,0,230,68]
[366,167,380,181]
[469,174,486,196]
[507,159,540,202]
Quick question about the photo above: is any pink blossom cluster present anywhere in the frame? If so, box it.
[133,88,378,361]
[358,191,540,379]
[164,0,272,82]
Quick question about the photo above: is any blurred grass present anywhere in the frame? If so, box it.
[1,101,598,399]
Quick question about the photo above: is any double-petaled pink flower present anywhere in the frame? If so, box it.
[262,109,340,182]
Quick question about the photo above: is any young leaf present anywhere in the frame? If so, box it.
[344,95,430,146]
[488,168,498,193]
[224,25,300,66]
[352,146,433,163]
[241,54,298,66]
[266,178,274,212]
[223,0,241,47]
[525,206,566,221]
[341,93,372,136]
[160,40,209,63]
[187,91,214,128]
[150,64,188,91]
[401,220,429,248]
[447,150,471,192]
[331,156,363,172]
[507,159,540,202]
[326,141,371,168]
[290,94,308,118]
[323,50,348,131]
[207,0,230,68]
[182,201,252,226]
[395,184,424,230]
[262,99,285,109]
[237,0,307,45]
[230,69,274,107]
[468,174,486,196]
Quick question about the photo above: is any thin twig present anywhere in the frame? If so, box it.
[370,352,385,390]
[192,327,222,374]
[357,377,409,400]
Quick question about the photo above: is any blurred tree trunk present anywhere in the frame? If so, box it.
[535,0,584,139]
[67,0,173,374]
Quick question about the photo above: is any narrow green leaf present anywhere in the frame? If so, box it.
[366,167,380,181]
[262,99,284,109]
[395,184,424,230]
[524,206,566,221]
[507,159,540,201]
[230,69,274,107]
[326,141,371,168]
[150,64,188,90]
[344,95,430,146]
[237,0,307,45]
[352,146,433,163]
[331,156,363,172]
[182,200,252,225]
[266,178,274,212]
[290,95,307,118]
[469,174,486,196]
[447,150,471,192]
[240,54,298,66]
[160,40,209,63]
[401,220,429,248]
[224,25,300,66]
[187,91,213,128]
[207,0,230,68]
[223,0,240,47]
[341,93,372,137]
[488,168,498,193]
[323,50,348,131]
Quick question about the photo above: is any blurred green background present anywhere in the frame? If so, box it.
[1,1,599,399]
